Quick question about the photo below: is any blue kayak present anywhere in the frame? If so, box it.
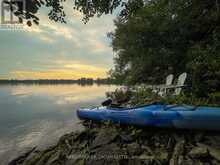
[77,103,220,130]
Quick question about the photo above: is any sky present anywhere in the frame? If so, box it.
[0,2,117,80]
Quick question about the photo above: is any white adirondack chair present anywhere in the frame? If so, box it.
[152,74,174,95]
[158,74,174,96]
[159,72,187,96]
[173,72,187,95]
[153,73,187,97]
[166,74,174,86]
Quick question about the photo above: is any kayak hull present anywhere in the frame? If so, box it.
[77,104,220,130]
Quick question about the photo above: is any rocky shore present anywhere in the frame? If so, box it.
[9,88,220,165]
[9,119,220,165]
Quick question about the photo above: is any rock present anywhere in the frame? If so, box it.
[194,133,204,142]
[139,152,154,160]
[128,158,142,165]
[138,153,154,165]
[21,150,41,165]
[205,135,220,148]
[35,149,58,165]
[212,159,220,165]
[139,146,169,164]
[169,140,185,165]
[20,146,58,165]
[158,151,169,162]
[8,147,36,165]
[198,143,220,161]
[188,146,209,158]
[177,155,184,165]
[180,157,195,165]
[65,139,72,149]
[22,151,45,165]
[64,151,86,165]
[87,143,124,165]
[120,133,133,142]
[73,159,85,165]
[126,143,141,155]
[90,128,118,149]
[173,134,185,142]
[166,137,175,150]
[141,146,153,155]
[45,151,60,165]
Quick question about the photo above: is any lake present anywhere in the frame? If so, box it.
[0,84,117,164]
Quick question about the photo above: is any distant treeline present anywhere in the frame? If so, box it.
[0,78,116,85]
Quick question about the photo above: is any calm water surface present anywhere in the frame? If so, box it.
[0,84,116,164]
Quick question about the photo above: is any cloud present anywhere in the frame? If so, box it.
[44,59,111,71]
[20,3,115,50]
[9,61,108,79]
[38,35,55,43]
[41,23,74,40]
[63,63,103,72]
[22,21,80,45]
[22,25,43,33]
[86,38,111,53]
[0,3,116,79]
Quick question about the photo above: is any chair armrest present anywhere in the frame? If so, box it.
[162,85,187,89]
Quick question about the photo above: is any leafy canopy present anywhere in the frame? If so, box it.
[109,0,220,97]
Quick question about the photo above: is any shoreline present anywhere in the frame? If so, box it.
[9,120,220,165]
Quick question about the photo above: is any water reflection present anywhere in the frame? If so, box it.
[0,84,116,164]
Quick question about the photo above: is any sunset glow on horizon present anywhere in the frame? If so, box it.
[9,68,108,80]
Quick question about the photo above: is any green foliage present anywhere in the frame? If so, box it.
[106,88,133,103]
[109,87,220,107]
[129,87,160,106]
[208,92,220,105]
[11,0,131,25]
[109,0,220,97]
[73,0,123,23]
[9,0,66,26]
[186,38,220,97]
